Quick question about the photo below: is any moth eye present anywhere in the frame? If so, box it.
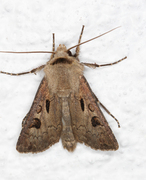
[29,118,41,129]
[91,116,102,127]
[67,50,72,56]
[46,99,50,113]
[37,105,42,114]
[88,104,94,112]
[80,98,84,111]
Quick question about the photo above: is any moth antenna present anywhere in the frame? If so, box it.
[52,33,55,52]
[75,25,85,57]
[0,51,55,54]
[67,26,121,51]
[51,33,55,59]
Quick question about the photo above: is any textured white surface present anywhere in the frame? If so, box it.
[0,0,145,179]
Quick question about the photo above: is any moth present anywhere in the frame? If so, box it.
[0,26,127,153]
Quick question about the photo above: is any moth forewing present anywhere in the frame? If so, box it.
[1,26,126,153]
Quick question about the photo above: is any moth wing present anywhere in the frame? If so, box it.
[16,77,62,153]
[69,76,119,150]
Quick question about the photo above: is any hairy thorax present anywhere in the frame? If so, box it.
[44,60,84,97]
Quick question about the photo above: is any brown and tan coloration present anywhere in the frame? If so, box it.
[0,26,127,153]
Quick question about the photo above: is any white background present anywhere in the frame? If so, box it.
[0,0,145,179]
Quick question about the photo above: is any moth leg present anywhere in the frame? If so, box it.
[96,97,120,128]
[50,33,55,59]
[83,56,127,68]
[0,64,45,76]
[75,25,85,57]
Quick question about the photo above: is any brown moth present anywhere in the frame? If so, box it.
[0,26,127,153]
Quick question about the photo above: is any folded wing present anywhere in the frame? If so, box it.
[69,76,119,150]
[16,77,62,153]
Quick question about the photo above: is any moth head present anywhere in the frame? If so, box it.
[50,44,74,65]
[55,44,72,57]
[56,44,67,51]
